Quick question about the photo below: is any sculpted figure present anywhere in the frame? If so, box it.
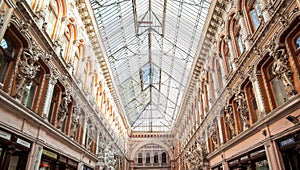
[70,107,81,138]
[224,105,235,137]
[272,49,296,97]
[57,93,71,129]
[235,91,250,129]
[13,48,40,103]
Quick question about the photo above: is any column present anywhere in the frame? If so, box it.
[41,73,58,119]
[218,116,224,145]
[264,139,283,170]
[31,142,44,170]
[248,67,267,118]
[95,131,100,155]
[81,113,88,146]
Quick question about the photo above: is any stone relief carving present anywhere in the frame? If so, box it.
[57,91,72,129]
[224,105,235,137]
[272,48,296,97]
[13,48,40,103]
[234,91,250,129]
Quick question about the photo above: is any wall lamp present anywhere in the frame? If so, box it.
[286,115,300,125]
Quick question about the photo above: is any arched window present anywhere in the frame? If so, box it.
[138,153,143,164]
[45,0,59,38]
[48,84,62,124]
[161,152,167,164]
[146,152,150,164]
[220,110,228,143]
[265,61,288,107]
[75,112,84,144]
[154,152,158,164]
[294,34,300,51]
[0,25,28,93]
[244,81,259,123]
[62,21,77,63]
[246,0,261,31]
[291,33,300,70]
[230,15,244,57]
[0,33,17,85]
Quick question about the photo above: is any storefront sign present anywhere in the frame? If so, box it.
[279,137,295,148]
[0,130,11,140]
[59,156,67,163]
[42,149,58,159]
[16,138,31,148]
[68,159,78,167]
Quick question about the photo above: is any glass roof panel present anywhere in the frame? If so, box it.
[90,0,211,132]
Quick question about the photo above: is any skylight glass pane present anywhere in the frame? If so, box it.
[90,0,211,132]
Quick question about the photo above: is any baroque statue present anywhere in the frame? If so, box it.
[70,106,81,138]
[272,48,296,97]
[13,48,40,104]
[224,105,235,137]
[57,92,72,129]
[235,91,250,130]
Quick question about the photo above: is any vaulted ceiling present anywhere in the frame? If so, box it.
[90,0,211,132]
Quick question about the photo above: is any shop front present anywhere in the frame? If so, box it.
[0,129,31,169]
[277,130,300,170]
[39,148,78,170]
[227,147,269,170]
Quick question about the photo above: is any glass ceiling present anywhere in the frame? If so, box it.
[90,0,211,132]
